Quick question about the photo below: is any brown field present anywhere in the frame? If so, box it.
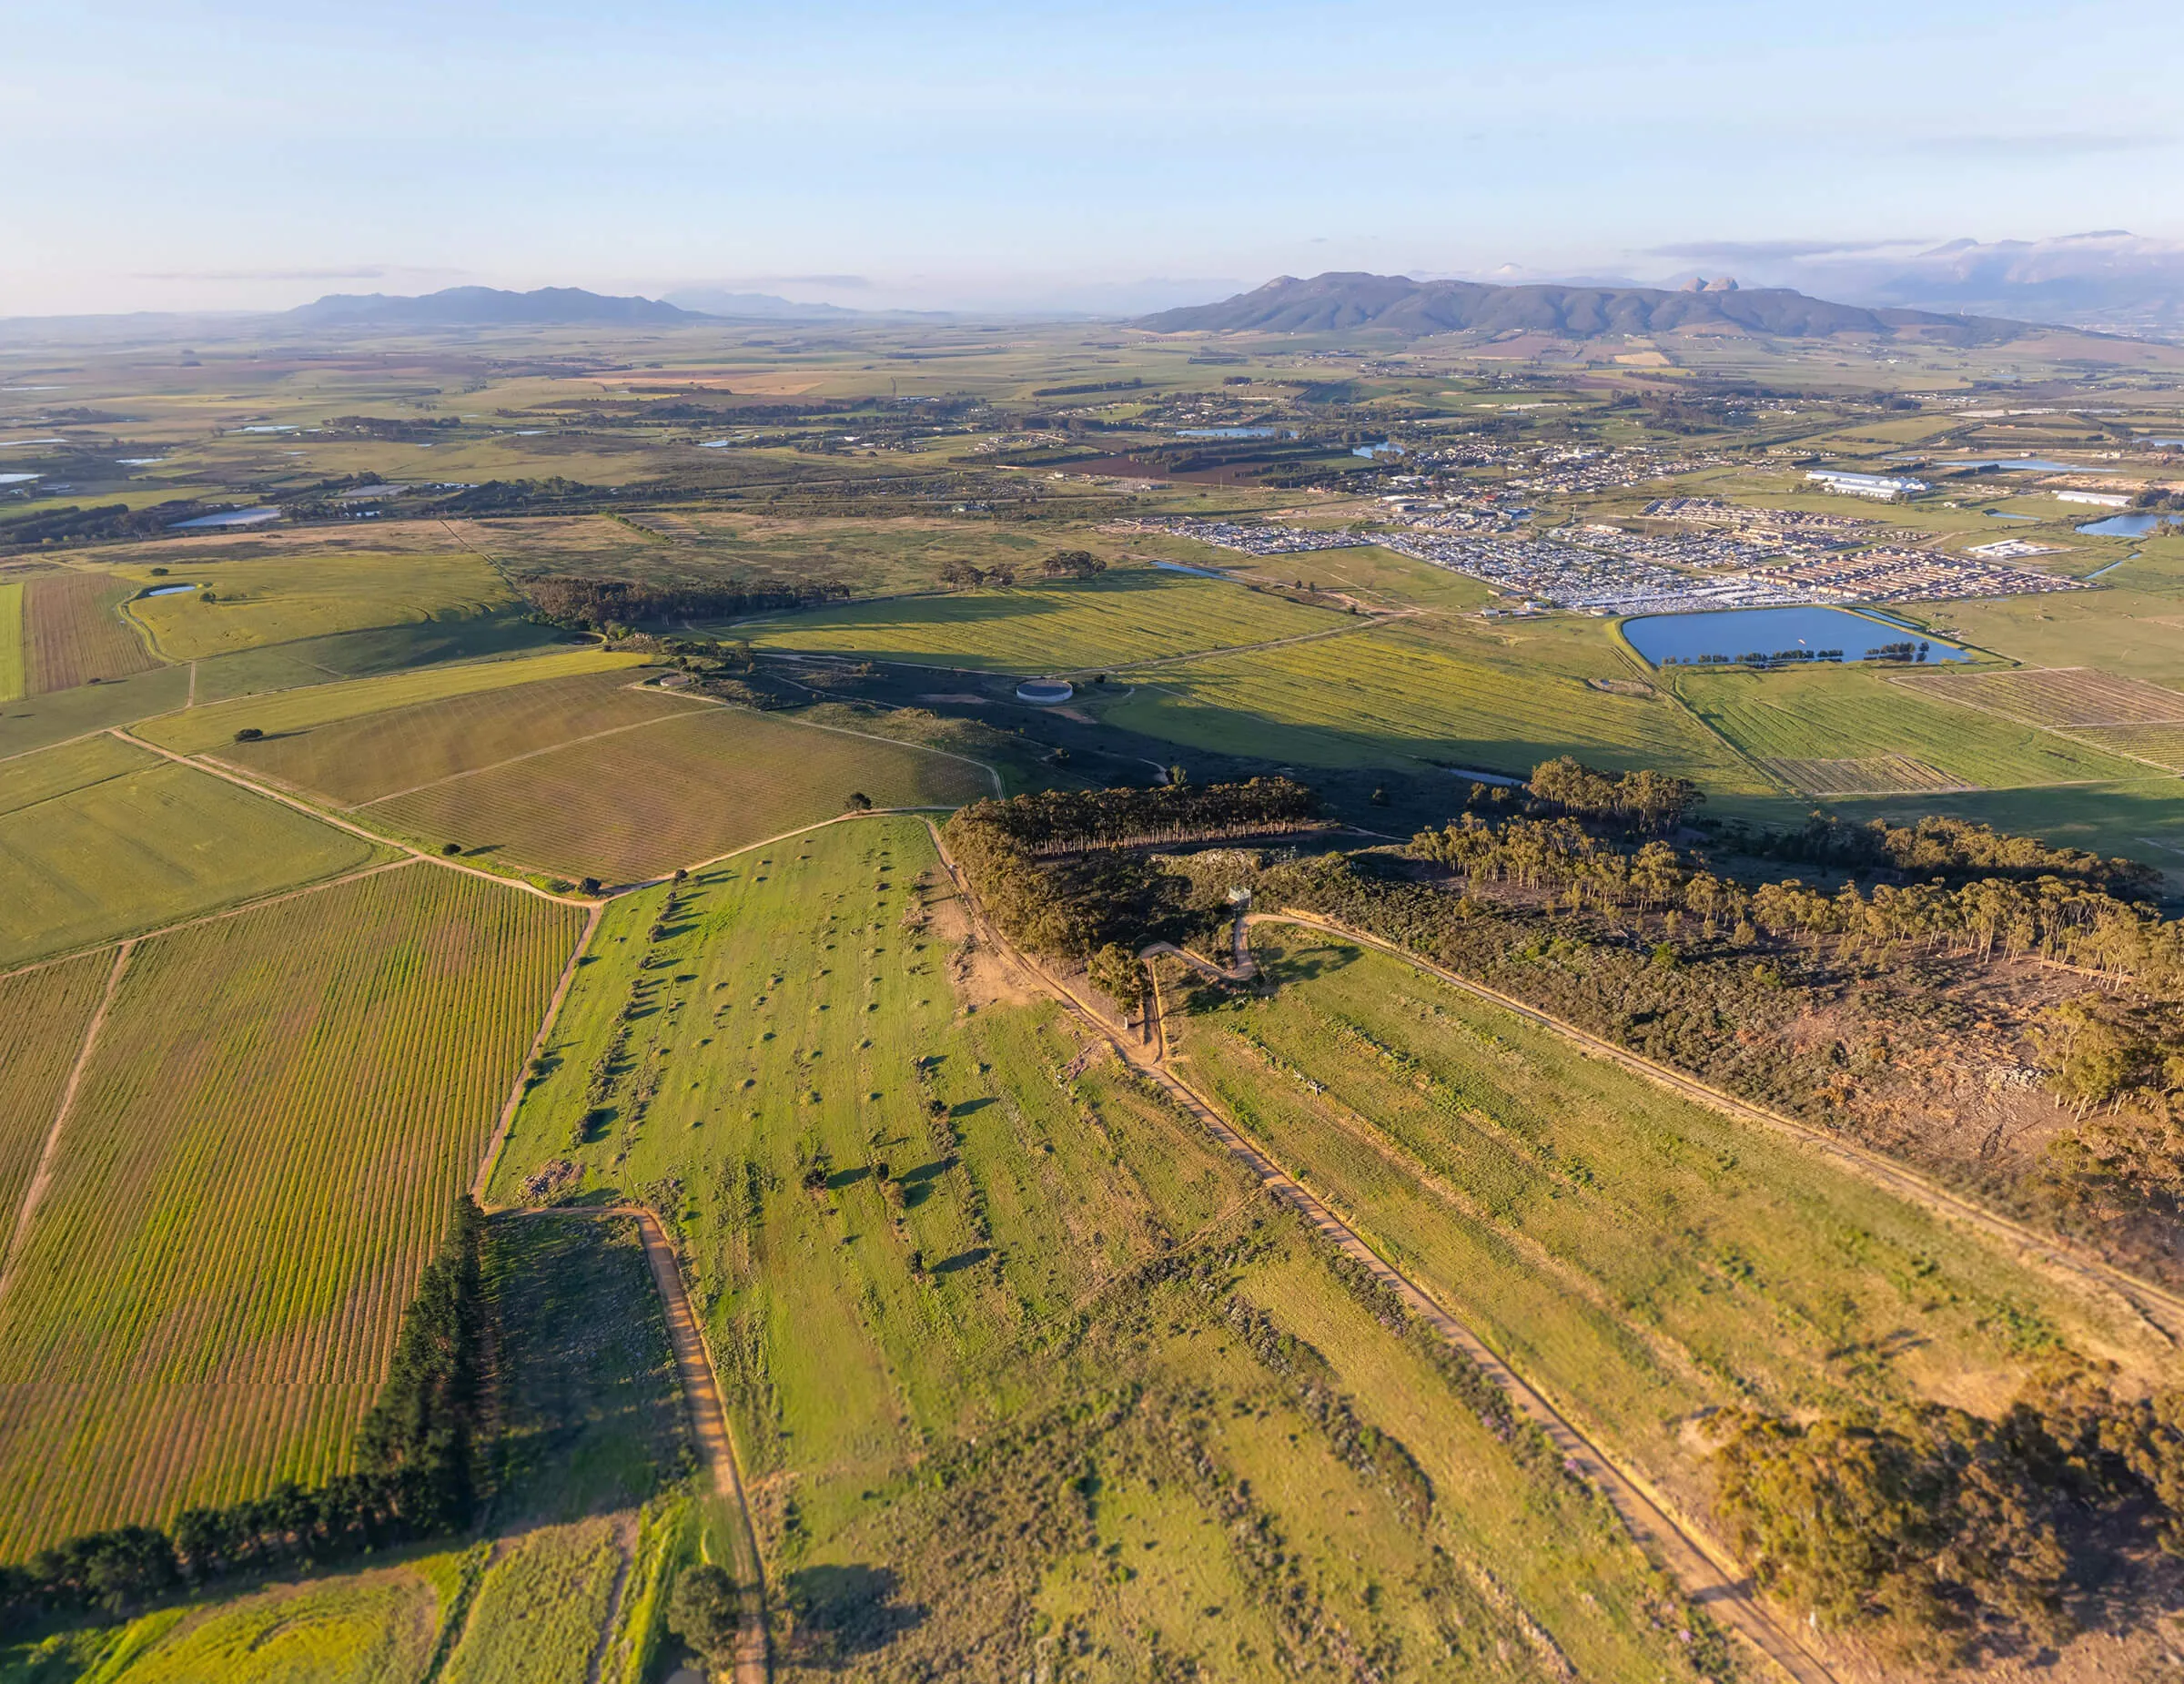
[25,573,163,693]
[1893,666,2184,727]
[2063,723,2184,772]
[0,949,117,1261]
[1761,753,1977,796]
[369,704,995,881]
[218,669,706,808]
[0,864,582,1555]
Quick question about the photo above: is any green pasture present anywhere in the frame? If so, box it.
[188,613,569,706]
[488,817,1714,1679]
[118,550,513,662]
[0,735,382,967]
[1672,664,2146,790]
[738,565,1343,673]
[1174,930,2173,1518]
[0,664,192,760]
[0,583,22,702]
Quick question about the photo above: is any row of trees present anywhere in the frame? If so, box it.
[0,501,207,548]
[935,549,1107,589]
[522,574,850,630]
[958,777,1322,858]
[0,1202,491,1626]
[1523,756,1703,833]
[1748,812,2159,898]
[1715,1364,2184,1659]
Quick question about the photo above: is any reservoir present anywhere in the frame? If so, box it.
[2076,512,2182,537]
[1623,605,1972,667]
[141,583,197,597]
[1152,560,1232,579]
[1177,426,1287,440]
[1945,457,2116,472]
[169,506,281,530]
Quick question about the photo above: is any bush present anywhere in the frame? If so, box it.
[669,1564,741,1663]
[233,727,263,743]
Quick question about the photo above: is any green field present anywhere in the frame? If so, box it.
[368,704,994,881]
[1673,664,2148,791]
[221,669,706,807]
[1169,929,2172,1523]
[0,735,382,968]
[0,951,116,1261]
[0,664,193,761]
[25,573,163,694]
[440,1518,623,1684]
[742,564,1344,672]
[486,817,1722,1681]
[0,865,582,1556]
[187,614,571,706]
[1102,618,1768,791]
[0,583,22,702]
[136,645,652,756]
[118,551,514,663]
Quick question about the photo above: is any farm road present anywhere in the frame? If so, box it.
[921,820,1838,1684]
[1251,909,2184,1344]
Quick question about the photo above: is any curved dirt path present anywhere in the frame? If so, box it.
[923,823,1837,1684]
[1252,908,2184,1342]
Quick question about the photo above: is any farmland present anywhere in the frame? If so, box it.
[118,550,514,663]
[369,704,994,881]
[1671,663,2148,791]
[0,663,192,759]
[136,644,651,756]
[488,817,1722,1681]
[23,573,162,693]
[1168,928,2173,1525]
[1102,618,1768,792]
[0,734,381,967]
[0,864,582,1556]
[0,951,116,1259]
[219,668,708,807]
[1889,665,2184,727]
[0,583,20,701]
[742,564,1344,672]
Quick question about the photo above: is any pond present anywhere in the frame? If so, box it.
[1623,605,1972,667]
[2076,513,2183,537]
[1177,426,1289,440]
[168,506,281,530]
[1152,560,1232,579]
[1982,510,2037,521]
[141,583,197,597]
[1352,441,1403,458]
[1944,457,2117,472]
[0,473,38,486]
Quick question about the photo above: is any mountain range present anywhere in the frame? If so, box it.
[1136,273,2032,345]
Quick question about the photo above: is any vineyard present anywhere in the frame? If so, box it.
[220,669,707,808]
[486,817,1720,1680]
[0,864,583,1556]
[1168,928,2171,1527]
[2068,722,2184,771]
[1106,621,1764,788]
[0,735,380,968]
[25,573,163,694]
[1674,663,2143,790]
[743,564,1339,672]
[0,949,116,1259]
[0,581,21,701]
[120,549,513,663]
[1893,665,2184,727]
[1760,752,1974,796]
[137,645,650,756]
[369,705,994,881]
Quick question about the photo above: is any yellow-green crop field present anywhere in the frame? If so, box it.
[25,573,164,693]
[136,645,651,755]
[440,1518,623,1684]
[368,705,993,881]
[0,951,115,1258]
[0,582,22,702]
[0,865,582,1556]
[743,565,1342,672]
[1673,664,2147,790]
[1170,929,2171,1522]
[487,817,1722,1681]
[1103,620,1766,790]
[118,551,513,662]
[0,735,382,968]
[219,669,705,807]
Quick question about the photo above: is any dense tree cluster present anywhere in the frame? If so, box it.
[1523,755,1703,832]
[944,779,1320,960]
[521,573,849,630]
[0,1202,490,1628]
[1715,1365,2184,1658]
[1749,812,2159,899]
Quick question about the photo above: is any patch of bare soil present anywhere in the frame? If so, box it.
[918,867,1036,1015]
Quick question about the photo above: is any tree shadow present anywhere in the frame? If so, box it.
[780,1563,925,1664]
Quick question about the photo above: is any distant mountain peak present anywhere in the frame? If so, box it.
[287,285,703,327]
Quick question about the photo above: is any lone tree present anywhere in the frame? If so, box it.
[1087,943,1145,1020]
[668,1563,741,1668]
[844,791,874,812]
[233,726,263,743]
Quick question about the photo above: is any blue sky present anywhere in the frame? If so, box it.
[5,0,2179,316]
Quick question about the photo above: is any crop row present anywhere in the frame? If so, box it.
[26,573,162,694]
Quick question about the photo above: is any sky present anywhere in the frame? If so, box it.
[5,0,2181,319]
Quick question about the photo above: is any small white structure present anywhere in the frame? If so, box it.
[1016,679,1074,705]
[2054,490,2131,509]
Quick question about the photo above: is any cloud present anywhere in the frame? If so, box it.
[1643,238,1926,262]
[128,264,463,284]
[1906,132,2172,160]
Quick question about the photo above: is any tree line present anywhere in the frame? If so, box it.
[0,501,207,549]
[522,573,852,631]
[0,1201,490,1627]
